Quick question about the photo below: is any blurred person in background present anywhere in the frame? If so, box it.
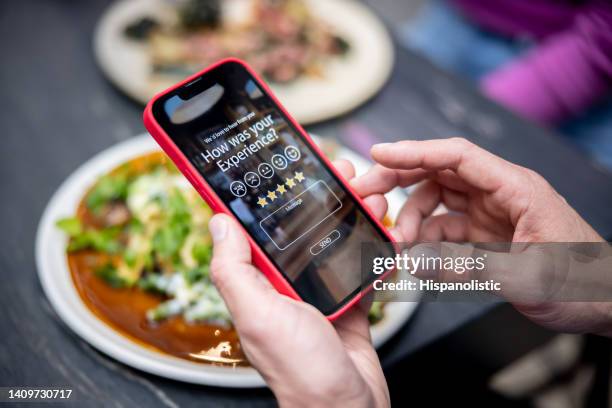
[401,0,612,170]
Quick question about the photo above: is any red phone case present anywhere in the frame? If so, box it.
[143,58,395,320]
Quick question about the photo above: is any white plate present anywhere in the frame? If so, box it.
[36,134,418,387]
[94,0,394,124]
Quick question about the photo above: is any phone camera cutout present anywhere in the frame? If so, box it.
[284,146,301,162]
[244,172,261,188]
[271,154,288,170]
[230,181,247,197]
[258,163,275,179]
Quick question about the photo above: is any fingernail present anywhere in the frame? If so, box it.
[209,216,227,242]
[372,143,391,150]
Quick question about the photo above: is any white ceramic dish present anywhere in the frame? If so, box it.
[93,0,394,124]
[36,134,418,387]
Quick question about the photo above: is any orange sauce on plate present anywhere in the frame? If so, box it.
[67,152,247,366]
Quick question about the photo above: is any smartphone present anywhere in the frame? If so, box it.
[144,58,395,319]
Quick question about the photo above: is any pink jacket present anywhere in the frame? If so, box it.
[451,0,612,124]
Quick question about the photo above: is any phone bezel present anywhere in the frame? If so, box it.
[144,58,396,319]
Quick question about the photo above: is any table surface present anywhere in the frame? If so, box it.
[2,1,612,406]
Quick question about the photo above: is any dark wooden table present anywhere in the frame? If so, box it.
[2,1,612,406]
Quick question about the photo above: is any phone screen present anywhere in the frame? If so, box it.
[152,61,394,314]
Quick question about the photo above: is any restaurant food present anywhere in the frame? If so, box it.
[57,151,385,365]
[124,0,350,84]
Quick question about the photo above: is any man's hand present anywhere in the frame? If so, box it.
[351,138,611,337]
[208,160,390,408]
[353,138,601,243]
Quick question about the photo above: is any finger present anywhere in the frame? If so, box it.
[334,159,389,218]
[208,214,277,323]
[352,164,473,197]
[395,180,441,242]
[419,213,469,241]
[441,187,469,212]
[332,159,356,181]
[335,159,390,219]
[371,138,517,193]
[363,194,388,221]
[434,169,472,193]
[351,163,472,196]
[351,164,430,197]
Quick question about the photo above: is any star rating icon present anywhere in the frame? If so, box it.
[253,168,307,208]
[285,177,296,189]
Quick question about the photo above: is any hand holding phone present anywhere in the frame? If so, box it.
[206,164,390,406]
[144,59,395,319]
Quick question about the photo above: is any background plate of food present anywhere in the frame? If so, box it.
[94,0,394,124]
[36,134,418,387]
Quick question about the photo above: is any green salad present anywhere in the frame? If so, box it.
[58,159,231,326]
[58,154,385,327]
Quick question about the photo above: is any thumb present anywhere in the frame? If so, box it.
[208,214,277,324]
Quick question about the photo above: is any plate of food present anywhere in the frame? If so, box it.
[94,0,394,124]
[36,134,418,387]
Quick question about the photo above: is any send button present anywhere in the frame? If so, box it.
[310,230,341,255]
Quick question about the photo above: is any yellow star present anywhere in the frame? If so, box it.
[257,197,268,207]
[285,177,296,188]
[267,191,277,201]
[276,184,287,195]
[294,172,305,182]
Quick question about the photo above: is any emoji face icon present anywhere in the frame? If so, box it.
[258,163,275,179]
[229,181,247,197]
[284,146,301,162]
[244,172,261,188]
[271,154,288,170]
